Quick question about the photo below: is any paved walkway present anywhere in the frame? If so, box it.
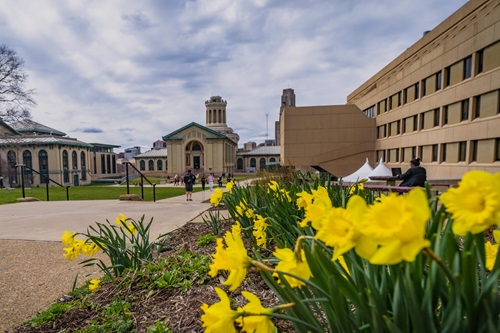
[0,187,215,241]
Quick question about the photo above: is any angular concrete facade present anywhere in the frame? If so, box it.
[281,0,500,180]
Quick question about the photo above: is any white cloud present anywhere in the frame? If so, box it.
[0,0,468,150]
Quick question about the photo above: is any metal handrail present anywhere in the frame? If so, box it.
[122,161,157,202]
[15,164,69,201]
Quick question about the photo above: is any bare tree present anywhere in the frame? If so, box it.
[0,44,36,122]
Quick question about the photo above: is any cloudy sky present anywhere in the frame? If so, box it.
[0,0,468,151]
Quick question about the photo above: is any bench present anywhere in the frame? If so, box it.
[363,184,413,194]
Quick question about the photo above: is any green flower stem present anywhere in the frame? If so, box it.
[251,259,275,273]
[422,247,457,287]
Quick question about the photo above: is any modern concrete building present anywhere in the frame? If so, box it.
[280,0,500,180]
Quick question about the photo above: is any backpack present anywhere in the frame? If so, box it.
[184,173,192,184]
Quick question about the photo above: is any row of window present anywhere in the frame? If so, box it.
[5,149,87,184]
[363,40,500,118]
[236,157,277,170]
[139,159,168,172]
[377,137,500,164]
[377,89,500,138]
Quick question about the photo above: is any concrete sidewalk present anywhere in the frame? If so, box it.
[0,188,215,242]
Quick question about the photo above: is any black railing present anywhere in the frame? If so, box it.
[122,162,157,202]
[15,164,69,201]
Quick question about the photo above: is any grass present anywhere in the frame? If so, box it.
[0,184,203,205]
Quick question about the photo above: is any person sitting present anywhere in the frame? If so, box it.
[397,158,427,187]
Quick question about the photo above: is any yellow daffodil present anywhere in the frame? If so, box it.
[252,214,268,248]
[82,242,100,257]
[273,247,312,288]
[312,195,377,261]
[485,229,499,271]
[338,255,350,275]
[299,186,332,229]
[236,199,255,219]
[236,291,275,333]
[61,230,76,246]
[440,171,500,236]
[88,279,101,292]
[280,188,292,202]
[62,245,79,261]
[210,188,224,207]
[296,190,314,210]
[200,287,239,333]
[359,189,431,265]
[115,213,127,226]
[226,181,234,193]
[349,182,364,195]
[268,180,279,192]
[209,224,252,291]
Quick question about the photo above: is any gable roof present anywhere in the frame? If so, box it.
[135,148,168,158]
[238,146,280,156]
[162,122,229,141]
[0,135,92,148]
[10,119,66,136]
[0,118,21,135]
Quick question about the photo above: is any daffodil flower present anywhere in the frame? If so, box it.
[273,247,312,288]
[88,279,101,292]
[236,291,275,333]
[210,188,224,207]
[209,224,252,291]
[61,230,76,246]
[252,214,268,248]
[200,287,239,333]
[485,229,499,271]
[440,171,500,236]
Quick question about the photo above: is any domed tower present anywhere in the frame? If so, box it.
[205,96,239,144]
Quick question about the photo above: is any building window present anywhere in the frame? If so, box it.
[436,71,442,90]
[363,105,375,118]
[441,144,447,163]
[148,160,154,171]
[413,115,418,131]
[444,66,451,87]
[464,56,472,79]
[106,155,111,174]
[237,158,244,170]
[496,138,500,161]
[259,158,266,170]
[81,152,87,181]
[461,99,469,121]
[459,141,467,162]
[434,109,440,127]
[112,155,116,173]
[157,160,163,171]
[432,144,438,162]
[476,50,484,74]
[250,158,256,168]
[39,150,49,183]
[101,155,106,174]
[471,140,478,162]
[140,160,145,171]
[72,151,78,169]
[7,151,17,185]
[415,82,420,99]
[62,150,69,182]
[165,160,168,170]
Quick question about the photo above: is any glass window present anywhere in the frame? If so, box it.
[62,150,69,182]
[461,99,469,121]
[471,140,478,162]
[436,71,442,90]
[250,158,256,168]
[81,152,87,181]
[476,50,484,74]
[101,155,106,174]
[140,160,145,171]
[464,56,472,79]
[496,138,500,161]
[237,158,244,170]
[72,151,78,169]
[148,160,154,171]
[39,150,49,183]
[459,141,467,162]
[157,160,163,171]
[432,144,438,162]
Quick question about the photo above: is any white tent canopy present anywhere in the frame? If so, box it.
[341,158,373,182]
[367,158,393,178]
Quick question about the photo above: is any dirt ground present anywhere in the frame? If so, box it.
[0,240,106,332]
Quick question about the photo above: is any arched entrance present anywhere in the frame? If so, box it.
[185,140,204,171]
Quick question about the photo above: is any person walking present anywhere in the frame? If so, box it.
[218,174,223,188]
[208,173,215,191]
[183,169,196,201]
[201,175,206,191]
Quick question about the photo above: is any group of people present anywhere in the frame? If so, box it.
[182,170,234,201]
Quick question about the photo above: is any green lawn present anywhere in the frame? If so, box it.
[0,185,203,205]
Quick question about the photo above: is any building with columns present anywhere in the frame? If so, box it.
[144,96,239,176]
